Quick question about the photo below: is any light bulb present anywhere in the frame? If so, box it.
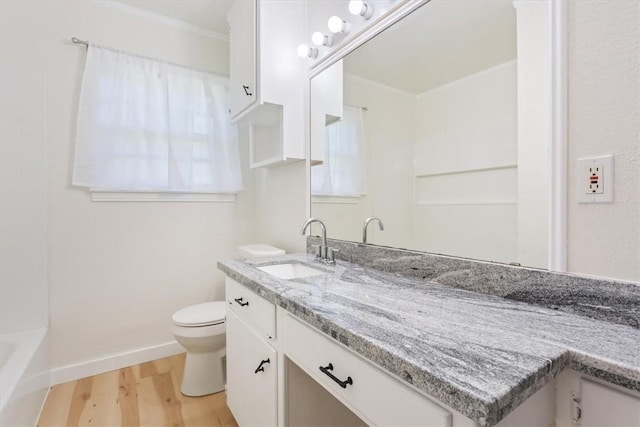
[311,31,333,47]
[348,0,374,19]
[327,16,350,34]
[297,44,317,59]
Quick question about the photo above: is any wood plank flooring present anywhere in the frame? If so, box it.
[37,353,238,427]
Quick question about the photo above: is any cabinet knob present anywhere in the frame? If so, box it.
[242,85,252,96]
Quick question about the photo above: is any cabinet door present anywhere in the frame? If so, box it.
[228,0,257,119]
[226,308,277,426]
[581,379,640,427]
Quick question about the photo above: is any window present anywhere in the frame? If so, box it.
[72,46,242,197]
[311,105,366,197]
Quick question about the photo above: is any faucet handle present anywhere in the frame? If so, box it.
[327,247,340,264]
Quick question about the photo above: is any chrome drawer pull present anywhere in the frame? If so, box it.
[254,358,270,374]
[319,363,353,389]
[234,297,249,307]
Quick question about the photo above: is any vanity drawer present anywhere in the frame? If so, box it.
[225,277,276,340]
[283,313,452,427]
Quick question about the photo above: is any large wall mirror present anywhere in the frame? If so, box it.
[310,0,551,269]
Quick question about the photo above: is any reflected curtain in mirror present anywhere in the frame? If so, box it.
[311,106,366,197]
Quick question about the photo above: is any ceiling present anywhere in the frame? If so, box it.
[114,0,234,36]
[344,0,517,94]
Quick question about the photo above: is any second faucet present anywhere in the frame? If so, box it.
[362,217,384,244]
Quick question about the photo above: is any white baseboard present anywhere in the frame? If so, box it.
[49,341,184,386]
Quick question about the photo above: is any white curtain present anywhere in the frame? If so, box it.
[311,106,366,196]
[73,46,243,193]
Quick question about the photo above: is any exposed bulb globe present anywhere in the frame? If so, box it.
[311,32,325,46]
[297,44,310,58]
[327,16,347,34]
[348,0,365,15]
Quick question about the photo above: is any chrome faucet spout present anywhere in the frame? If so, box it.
[362,217,384,244]
[300,217,327,248]
[301,218,337,264]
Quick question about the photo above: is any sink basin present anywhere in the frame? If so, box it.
[257,263,327,280]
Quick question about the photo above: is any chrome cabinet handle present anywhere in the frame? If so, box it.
[234,297,249,307]
[319,363,353,389]
[254,358,270,374]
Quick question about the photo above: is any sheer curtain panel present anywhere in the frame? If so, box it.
[311,106,366,196]
[73,46,242,193]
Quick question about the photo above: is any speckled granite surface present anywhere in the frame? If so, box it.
[308,237,640,329]
[218,254,640,427]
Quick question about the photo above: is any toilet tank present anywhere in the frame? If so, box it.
[238,244,285,259]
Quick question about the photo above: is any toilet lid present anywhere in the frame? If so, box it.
[172,302,226,327]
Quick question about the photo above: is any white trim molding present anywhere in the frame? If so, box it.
[90,190,236,203]
[49,341,184,386]
[549,0,569,272]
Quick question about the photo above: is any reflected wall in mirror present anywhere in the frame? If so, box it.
[310,0,551,269]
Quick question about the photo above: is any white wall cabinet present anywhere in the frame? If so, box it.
[226,308,277,427]
[227,0,307,168]
[227,0,257,117]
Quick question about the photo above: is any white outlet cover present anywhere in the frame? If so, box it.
[577,155,614,203]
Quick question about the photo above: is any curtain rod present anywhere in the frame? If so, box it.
[69,37,228,80]
[345,103,369,112]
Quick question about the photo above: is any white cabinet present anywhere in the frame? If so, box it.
[581,379,640,427]
[223,275,636,427]
[556,369,640,427]
[226,277,276,339]
[225,278,278,426]
[226,308,277,427]
[228,0,257,117]
[282,311,452,426]
[227,0,307,168]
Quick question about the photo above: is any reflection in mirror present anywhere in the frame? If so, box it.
[310,0,550,269]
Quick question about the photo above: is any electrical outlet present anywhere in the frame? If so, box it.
[577,155,614,203]
[586,165,604,194]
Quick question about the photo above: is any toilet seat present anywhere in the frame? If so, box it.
[172,301,226,327]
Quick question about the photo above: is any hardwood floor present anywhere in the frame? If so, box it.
[37,353,238,427]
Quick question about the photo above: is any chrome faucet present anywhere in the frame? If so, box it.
[362,217,384,244]
[300,217,338,264]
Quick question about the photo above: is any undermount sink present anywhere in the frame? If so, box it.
[257,263,327,280]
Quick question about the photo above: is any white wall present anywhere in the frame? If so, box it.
[1,0,257,379]
[413,61,518,264]
[0,2,49,335]
[567,0,640,281]
[253,161,307,253]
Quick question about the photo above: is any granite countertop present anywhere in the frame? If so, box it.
[218,254,640,426]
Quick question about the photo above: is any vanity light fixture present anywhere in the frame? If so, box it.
[327,16,350,34]
[312,31,333,47]
[297,44,318,59]
[348,0,374,19]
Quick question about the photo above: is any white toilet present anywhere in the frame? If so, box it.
[172,244,285,397]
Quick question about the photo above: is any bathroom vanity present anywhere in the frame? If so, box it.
[219,251,640,427]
